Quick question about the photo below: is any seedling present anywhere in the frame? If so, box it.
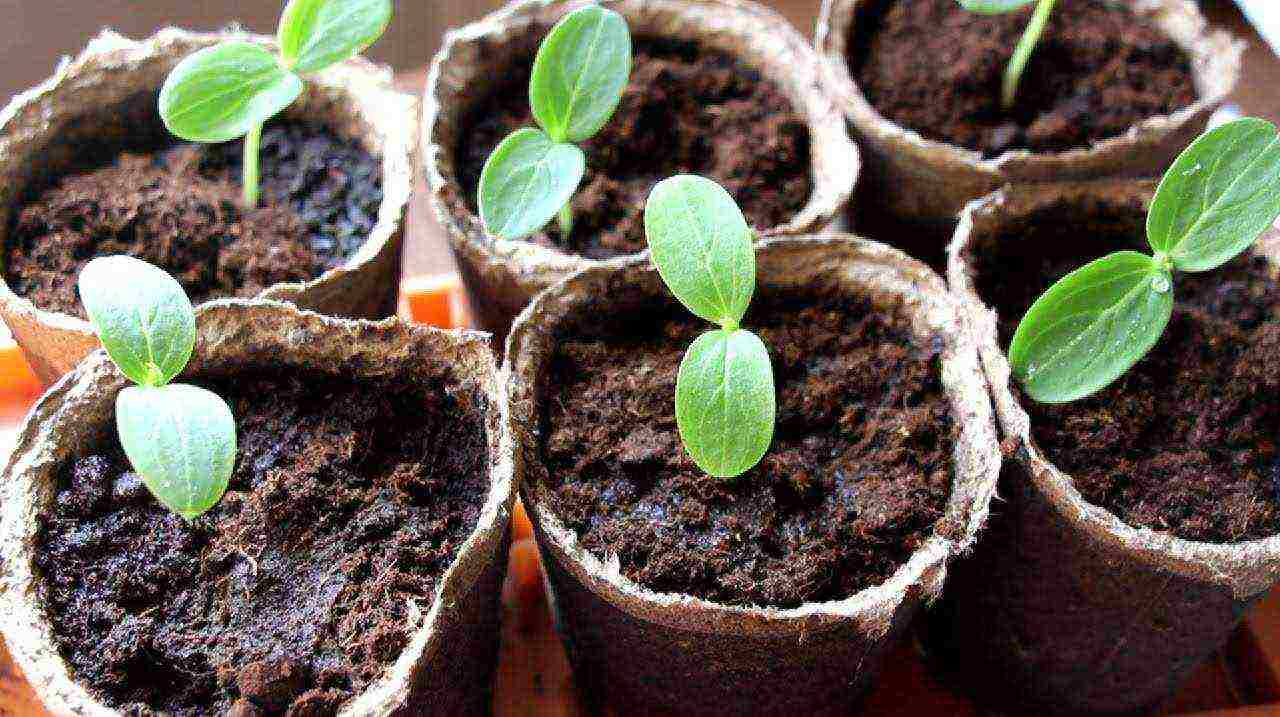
[1010,118,1280,403]
[644,175,776,478]
[478,5,631,240]
[958,0,1056,110]
[79,256,237,519]
[159,0,393,206]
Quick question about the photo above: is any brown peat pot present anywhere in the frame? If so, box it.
[942,180,1280,714]
[506,236,1000,715]
[816,0,1240,227]
[0,28,417,385]
[0,301,514,715]
[423,0,859,342]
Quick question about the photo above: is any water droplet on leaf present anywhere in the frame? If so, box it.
[1151,274,1171,293]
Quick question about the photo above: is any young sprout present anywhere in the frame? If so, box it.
[159,0,393,206]
[1010,118,1280,403]
[79,256,237,519]
[478,5,631,240]
[958,0,1056,110]
[644,175,776,478]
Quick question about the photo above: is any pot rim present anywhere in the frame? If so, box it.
[815,0,1243,178]
[0,27,417,361]
[946,179,1280,601]
[0,299,514,716]
[505,234,1000,636]
[421,0,860,288]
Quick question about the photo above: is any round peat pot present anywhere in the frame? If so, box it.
[0,301,513,715]
[506,236,1000,715]
[423,0,859,342]
[816,0,1240,226]
[942,181,1280,714]
[0,28,417,385]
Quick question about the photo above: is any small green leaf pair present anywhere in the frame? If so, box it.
[1011,118,1280,403]
[957,0,1057,110]
[80,256,237,520]
[645,175,776,478]
[479,5,632,241]
[159,0,392,206]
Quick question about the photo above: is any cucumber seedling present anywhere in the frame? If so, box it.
[1010,117,1280,403]
[478,5,632,241]
[644,174,776,478]
[957,0,1056,110]
[79,256,237,519]
[159,0,393,206]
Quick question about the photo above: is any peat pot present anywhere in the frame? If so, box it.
[0,301,514,715]
[816,0,1240,227]
[506,235,1000,715]
[424,0,859,341]
[0,28,417,385]
[941,180,1280,714]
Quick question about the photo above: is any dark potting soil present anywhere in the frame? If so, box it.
[35,372,489,716]
[534,292,958,608]
[455,35,812,260]
[970,200,1280,542]
[4,121,383,319]
[851,0,1198,156]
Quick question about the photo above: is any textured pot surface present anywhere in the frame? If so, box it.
[0,28,418,385]
[506,235,999,715]
[942,180,1280,714]
[423,0,859,341]
[0,301,514,716]
[816,0,1241,224]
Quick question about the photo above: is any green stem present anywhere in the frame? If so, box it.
[1002,0,1056,111]
[557,201,574,237]
[242,122,263,207]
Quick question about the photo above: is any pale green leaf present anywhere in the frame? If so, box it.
[529,5,631,143]
[957,0,1037,13]
[1010,251,1173,403]
[676,329,775,478]
[479,128,585,240]
[159,41,303,143]
[116,384,237,520]
[1148,118,1280,272]
[644,175,755,329]
[278,0,393,74]
[79,256,196,388]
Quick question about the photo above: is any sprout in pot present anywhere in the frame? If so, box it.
[8,296,504,714]
[478,4,631,241]
[1010,118,1280,403]
[79,255,236,518]
[2,19,415,385]
[160,0,392,207]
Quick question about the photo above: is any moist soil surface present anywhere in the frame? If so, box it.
[971,200,1280,542]
[4,121,383,318]
[36,371,488,716]
[534,291,958,608]
[851,0,1198,157]
[456,35,812,260]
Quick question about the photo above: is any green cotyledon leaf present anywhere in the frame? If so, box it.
[158,41,303,143]
[116,383,237,520]
[1009,251,1173,403]
[479,128,586,240]
[1148,117,1280,273]
[675,328,775,478]
[644,175,755,329]
[79,255,196,388]
[278,0,393,74]
[529,5,631,143]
